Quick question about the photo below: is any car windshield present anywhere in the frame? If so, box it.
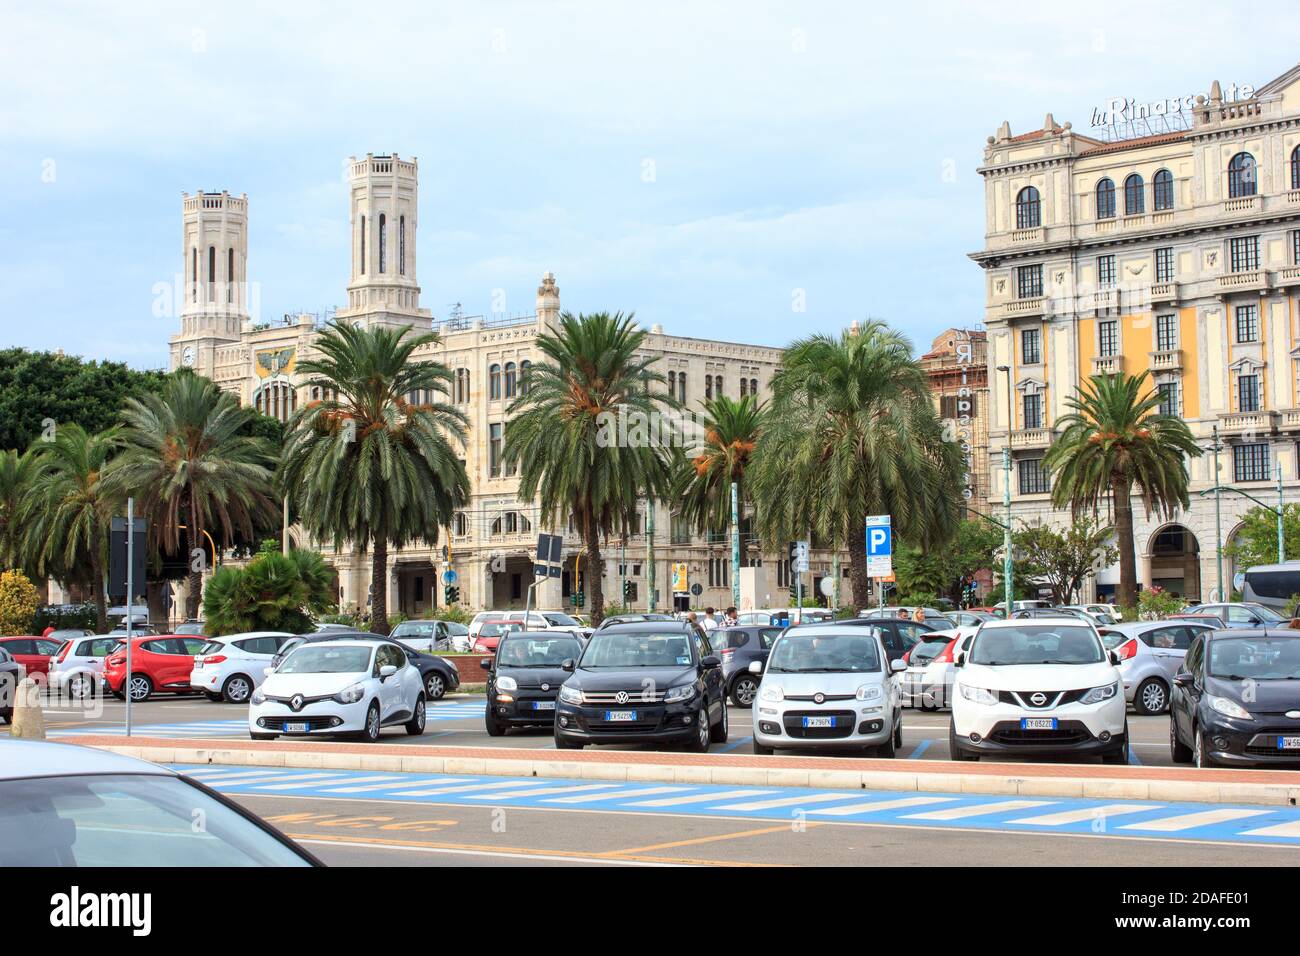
[909,643,945,665]
[1098,630,1130,650]
[278,645,371,674]
[580,632,694,668]
[1246,604,1286,623]
[497,636,583,667]
[1209,637,1300,679]
[0,773,311,867]
[479,623,517,637]
[392,622,434,636]
[970,625,1103,665]
[768,632,881,673]
[543,613,579,627]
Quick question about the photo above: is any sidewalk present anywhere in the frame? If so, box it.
[58,734,1300,807]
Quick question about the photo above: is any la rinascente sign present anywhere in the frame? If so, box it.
[1090,82,1255,129]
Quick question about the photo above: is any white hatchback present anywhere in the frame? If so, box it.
[249,639,426,742]
[950,619,1127,763]
[190,632,295,703]
[49,633,117,700]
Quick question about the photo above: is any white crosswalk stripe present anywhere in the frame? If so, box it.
[541,786,689,804]
[1008,804,1157,827]
[184,770,294,785]
[626,789,776,807]
[388,779,558,797]
[242,773,356,789]
[1240,819,1300,838]
[316,776,428,793]
[712,792,870,812]
[904,799,1051,821]
[808,796,958,816]
[1118,808,1269,832]
[464,784,622,800]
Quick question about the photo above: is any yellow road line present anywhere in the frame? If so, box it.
[600,822,818,857]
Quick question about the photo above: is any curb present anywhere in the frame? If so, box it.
[70,738,1300,807]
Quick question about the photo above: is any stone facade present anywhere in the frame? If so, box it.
[972,64,1300,602]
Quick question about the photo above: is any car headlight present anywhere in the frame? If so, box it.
[496,675,518,691]
[663,683,696,703]
[333,682,366,704]
[251,689,266,705]
[856,684,882,701]
[959,684,997,706]
[1209,695,1254,721]
[759,684,784,702]
[1079,681,1119,705]
[558,685,584,705]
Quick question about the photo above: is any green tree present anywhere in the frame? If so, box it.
[279,323,469,635]
[202,543,336,636]
[893,518,1002,603]
[0,448,40,578]
[750,321,964,608]
[21,425,122,632]
[676,395,764,534]
[108,372,278,620]
[1224,503,1300,570]
[1044,371,1200,610]
[1013,516,1118,605]
[0,569,41,636]
[503,312,676,626]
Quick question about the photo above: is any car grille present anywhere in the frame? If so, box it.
[580,690,666,704]
[1245,731,1300,757]
[987,719,1092,745]
[782,710,857,739]
[996,689,1088,709]
[262,693,334,706]
[784,693,856,702]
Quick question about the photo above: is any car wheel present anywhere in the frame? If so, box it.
[1134,677,1169,716]
[877,725,897,758]
[949,721,978,761]
[752,740,774,755]
[424,672,446,700]
[0,709,10,724]
[128,674,153,702]
[1170,718,1193,764]
[222,674,253,704]
[1193,725,1216,768]
[893,715,903,749]
[405,696,426,735]
[485,708,506,737]
[1102,725,1129,764]
[68,673,95,700]
[250,732,277,741]
[729,675,759,708]
[709,700,729,743]
[554,732,583,749]
[361,701,381,743]
[685,707,711,753]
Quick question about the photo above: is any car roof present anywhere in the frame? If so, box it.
[781,624,884,639]
[210,631,293,641]
[297,637,388,648]
[978,617,1095,629]
[0,740,175,781]
[1205,627,1300,639]
[593,621,692,633]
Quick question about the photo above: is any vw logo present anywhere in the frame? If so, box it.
[813,693,825,704]
[541,683,550,692]
[290,694,305,712]
[1030,693,1047,706]
[615,691,629,704]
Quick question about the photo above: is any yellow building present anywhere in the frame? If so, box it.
[972,65,1300,601]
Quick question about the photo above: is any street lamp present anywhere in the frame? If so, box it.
[997,364,1014,617]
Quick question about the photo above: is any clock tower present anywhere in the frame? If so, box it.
[168,190,248,375]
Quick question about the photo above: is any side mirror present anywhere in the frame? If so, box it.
[700,655,721,669]
[561,658,575,673]
[748,660,764,674]
[890,659,907,673]
[263,666,273,678]
[479,658,493,671]
[1173,671,1193,687]
[379,664,397,678]
[955,652,966,667]
[1109,650,1121,666]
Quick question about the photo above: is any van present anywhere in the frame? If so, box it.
[1240,562,1300,611]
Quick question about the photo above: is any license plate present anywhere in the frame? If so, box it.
[1021,718,1057,730]
[283,722,309,733]
[802,716,837,728]
[531,701,555,711]
[193,662,204,669]
[603,710,636,721]
[1277,736,1300,750]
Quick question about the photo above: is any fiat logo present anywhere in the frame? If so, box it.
[541,683,550,692]
[1030,693,1047,706]
[290,694,305,712]
[813,693,825,704]
[615,691,629,704]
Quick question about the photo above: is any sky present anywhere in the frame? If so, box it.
[2,1,1299,369]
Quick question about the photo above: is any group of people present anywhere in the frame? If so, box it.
[686,606,738,633]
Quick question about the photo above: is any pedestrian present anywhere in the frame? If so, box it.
[723,606,739,627]
[912,607,925,624]
[700,607,718,633]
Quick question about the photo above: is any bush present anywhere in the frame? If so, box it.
[0,570,41,635]
[33,603,97,632]
[426,604,473,625]
[1137,586,1183,621]
[202,546,337,636]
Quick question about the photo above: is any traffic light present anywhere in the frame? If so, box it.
[573,589,585,609]
[444,585,460,605]
[623,581,632,601]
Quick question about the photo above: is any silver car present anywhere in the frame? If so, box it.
[1099,620,1218,714]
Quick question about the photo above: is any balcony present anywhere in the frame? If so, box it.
[1149,349,1182,372]
[1280,409,1300,431]
[1010,227,1043,245]
[1010,427,1052,450]
[1288,190,1300,207]
[995,296,1051,321]
[1088,288,1118,313]
[1149,281,1179,305]
[1218,410,1276,434]
[1276,266,1300,288]
[1092,355,1121,375]
[1217,270,1269,295]
[1224,195,1261,215]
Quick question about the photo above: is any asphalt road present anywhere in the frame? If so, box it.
[32,691,1187,767]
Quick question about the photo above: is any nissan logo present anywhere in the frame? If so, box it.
[1030,692,1047,706]
[615,691,629,704]
[290,694,305,712]
[813,693,826,705]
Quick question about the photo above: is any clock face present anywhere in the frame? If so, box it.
[182,346,196,367]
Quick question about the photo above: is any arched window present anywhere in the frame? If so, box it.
[207,246,216,302]
[504,362,517,398]
[714,375,723,397]
[1015,186,1041,229]
[378,213,386,273]
[1095,178,1116,219]
[519,360,531,396]
[191,247,197,301]
[739,378,748,398]
[1228,152,1257,198]
[750,378,758,395]
[705,376,712,400]
[1291,145,1300,191]
[668,370,676,396]
[677,373,686,403]
[453,512,468,537]
[1123,173,1144,215]
[1153,169,1175,211]
[227,248,235,303]
[489,364,501,400]
[359,215,366,274]
[399,215,406,276]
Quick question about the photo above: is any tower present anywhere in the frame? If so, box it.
[536,271,560,327]
[337,153,429,329]
[169,190,248,375]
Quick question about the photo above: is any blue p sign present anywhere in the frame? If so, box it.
[867,526,892,556]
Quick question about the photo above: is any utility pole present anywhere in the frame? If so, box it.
[1213,425,1224,601]
[125,497,135,737]
[730,482,741,610]
[1277,460,1286,564]
[646,502,656,612]
[998,364,1014,617]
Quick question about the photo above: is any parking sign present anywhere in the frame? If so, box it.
[866,515,892,577]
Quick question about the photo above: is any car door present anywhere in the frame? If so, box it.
[1172,634,1204,742]
[375,644,405,720]
[691,630,723,721]
[1145,626,1188,680]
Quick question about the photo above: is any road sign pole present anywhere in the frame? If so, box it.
[1213,425,1224,602]
[646,504,656,613]
[1278,460,1286,564]
[1003,446,1013,618]
[125,497,134,738]
[730,481,741,610]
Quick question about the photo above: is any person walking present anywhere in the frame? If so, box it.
[700,607,718,633]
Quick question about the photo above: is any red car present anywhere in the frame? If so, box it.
[0,635,62,680]
[103,635,210,701]
[471,621,521,654]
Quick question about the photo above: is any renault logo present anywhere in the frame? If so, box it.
[541,683,550,692]
[615,691,629,704]
[290,694,305,712]
[813,693,826,704]
[1030,692,1047,706]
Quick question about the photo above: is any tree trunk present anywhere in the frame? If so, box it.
[848,517,871,610]
[586,522,605,627]
[371,536,389,635]
[185,496,201,621]
[91,539,108,634]
[1114,478,1137,610]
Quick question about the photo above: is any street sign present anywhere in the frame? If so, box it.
[790,540,809,574]
[866,515,892,578]
[690,583,703,597]
[109,516,148,599]
[818,577,834,597]
[442,569,458,585]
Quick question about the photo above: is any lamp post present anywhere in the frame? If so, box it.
[1212,425,1224,602]
[997,364,1014,617]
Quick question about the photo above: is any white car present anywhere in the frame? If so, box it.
[48,632,117,700]
[901,629,961,709]
[914,630,979,710]
[190,632,295,703]
[950,618,1127,763]
[250,639,426,742]
[751,624,906,757]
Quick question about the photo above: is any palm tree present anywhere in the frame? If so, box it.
[1043,370,1200,610]
[0,448,39,576]
[504,312,676,625]
[22,426,122,632]
[109,373,278,620]
[750,321,964,608]
[279,323,469,635]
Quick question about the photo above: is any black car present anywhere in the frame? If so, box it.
[274,631,460,700]
[711,625,782,706]
[554,621,727,751]
[482,630,587,735]
[0,647,22,723]
[802,616,933,662]
[1170,628,1300,767]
